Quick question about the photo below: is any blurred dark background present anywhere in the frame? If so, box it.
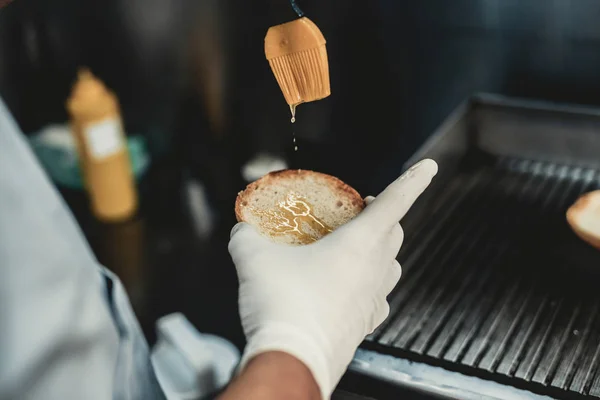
[2,0,600,391]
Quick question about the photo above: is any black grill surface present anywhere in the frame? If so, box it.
[366,156,600,399]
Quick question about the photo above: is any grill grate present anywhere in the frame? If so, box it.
[366,156,600,399]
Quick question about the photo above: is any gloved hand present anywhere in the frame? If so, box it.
[228,159,438,399]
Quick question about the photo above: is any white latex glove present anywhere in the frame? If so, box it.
[228,159,438,399]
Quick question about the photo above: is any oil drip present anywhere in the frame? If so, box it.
[290,104,298,152]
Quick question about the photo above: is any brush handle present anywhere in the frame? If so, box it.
[289,0,304,17]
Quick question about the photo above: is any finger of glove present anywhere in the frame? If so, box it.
[361,197,403,262]
[330,195,373,245]
[369,300,390,334]
[367,261,400,334]
[357,159,437,234]
[380,260,402,296]
[386,223,404,259]
[228,222,271,265]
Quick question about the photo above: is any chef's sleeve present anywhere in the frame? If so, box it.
[0,98,165,400]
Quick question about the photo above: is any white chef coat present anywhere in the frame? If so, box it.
[0,98,165,400]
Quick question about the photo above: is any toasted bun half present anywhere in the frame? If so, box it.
[567,190,600,250]
[235,169,365,245]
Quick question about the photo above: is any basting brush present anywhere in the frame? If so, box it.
[264,0,331,109]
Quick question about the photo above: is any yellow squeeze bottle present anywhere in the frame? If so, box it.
[66,69,138,222]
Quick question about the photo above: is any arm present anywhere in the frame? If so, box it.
[219,352,320,400]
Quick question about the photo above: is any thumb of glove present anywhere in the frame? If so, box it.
[228,222,276,273]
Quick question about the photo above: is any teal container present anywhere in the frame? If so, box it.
[29,124,150,190]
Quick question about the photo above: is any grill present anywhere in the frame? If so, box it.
[362,95,600,399]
